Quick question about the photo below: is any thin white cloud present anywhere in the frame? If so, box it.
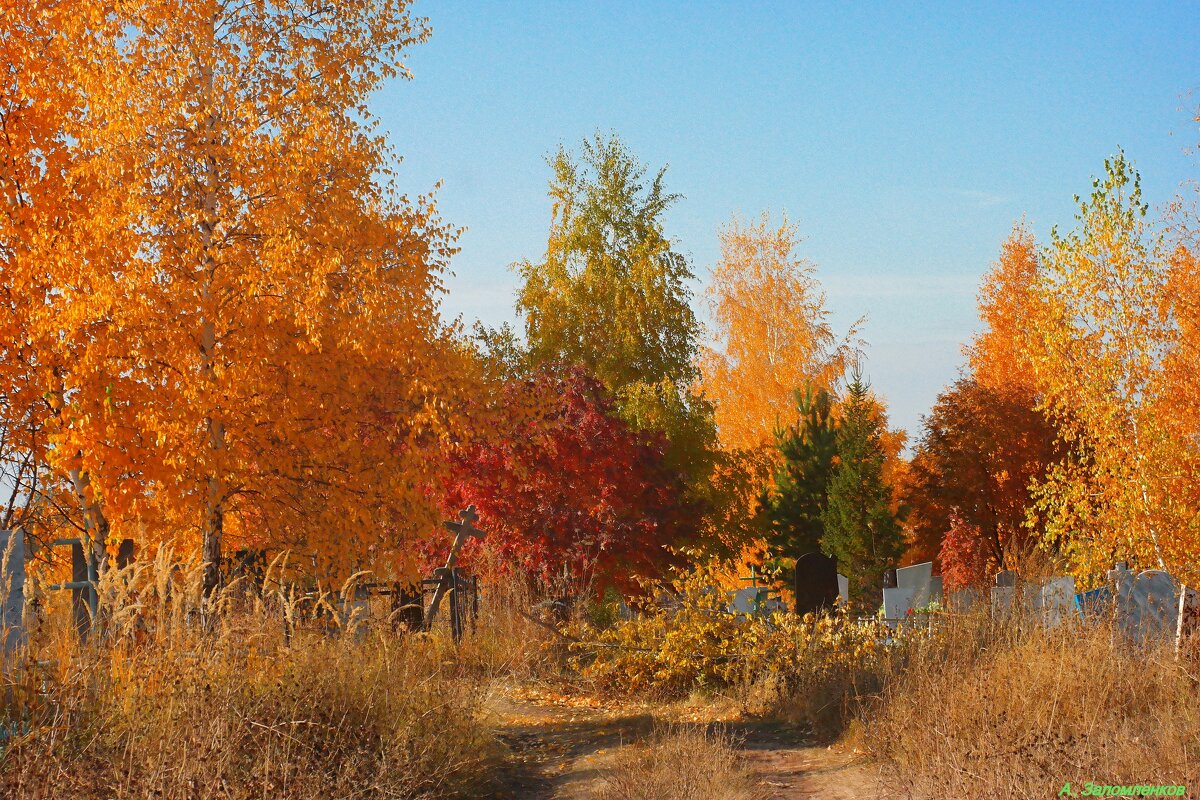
[955,189,1012,208]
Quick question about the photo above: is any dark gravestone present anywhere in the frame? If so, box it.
[883,568,898,589]
[116,539,136,570]
[794,552,839,615]
[393,583,425,631]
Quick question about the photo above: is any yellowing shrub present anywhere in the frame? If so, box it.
[571,557,911,734]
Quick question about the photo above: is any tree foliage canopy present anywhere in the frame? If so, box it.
[821,373,904,600]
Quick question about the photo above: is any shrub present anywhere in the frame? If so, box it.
[572,558,910,735]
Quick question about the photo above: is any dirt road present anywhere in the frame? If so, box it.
[483,686,892,799]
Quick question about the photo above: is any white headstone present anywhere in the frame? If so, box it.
[836,573,849,604]
[1039,576,1076,628]
[1,530,26,654]
[897,562,934,606]
[1112,568,1178,641]
[883,586,916,629]
[728,587,759,616]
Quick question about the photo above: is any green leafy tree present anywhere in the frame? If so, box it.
[821,372,904,601]
[517,131,698,388]
[761,385,839,558]
[516,132,715,483]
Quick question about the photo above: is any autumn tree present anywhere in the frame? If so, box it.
[902,226,1063,578]
[1026,154,1186,579]
[821,372,903,600]
[0,0,120,561]
[759,385,839,558]
[938,513,992,590]
[966,224,1045,394]
[904,378,1060,578]
[516,132,716,484]
[442,367,696,590]
[700,213,858,452]
[4,0,470,588]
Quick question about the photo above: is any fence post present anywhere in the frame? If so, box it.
[70,541,90,639]
[448,567,461,642]
[471,574,479,633]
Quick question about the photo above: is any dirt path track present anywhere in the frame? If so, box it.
[484,688,891,799]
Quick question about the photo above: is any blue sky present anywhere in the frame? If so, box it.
[379,1,1199,442]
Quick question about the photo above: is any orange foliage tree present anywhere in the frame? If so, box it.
[0,0,117,555]
[699,213,859,452]
[904,226,1061,577]
[905,378,1059,580]
[1024,154,1187,579]
[2,0,471,586]
[966,224,1045,395]
[696,213,861,559]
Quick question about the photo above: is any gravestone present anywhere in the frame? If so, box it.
[991,569,1016,614]
[990,585,1014,614]
[1039,576,1076,628]
[1,530,26,654]
[836,573,849,605]
[1025,580,1043,612]
[1111,566,1179,642]
[928,576,944,607]
[882,585,916,629]
[793,552,838,616]
[897,561,934,607]
[1074,587,1110,621]
[729,587,760,616]
[947,587,981,613]
[882,568,898,589]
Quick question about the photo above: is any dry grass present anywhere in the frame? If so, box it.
[11,546,1200,799]
[0,553,513,800]
[865,611,1200,797]
[456,557,569,682]
[596,725,763,800]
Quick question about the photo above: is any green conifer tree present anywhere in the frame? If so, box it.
[761,385,839,557]
[821,371,903,602]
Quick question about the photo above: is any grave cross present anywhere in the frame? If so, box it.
[424,505,486,629]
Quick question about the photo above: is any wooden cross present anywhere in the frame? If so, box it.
[424,505,486,629]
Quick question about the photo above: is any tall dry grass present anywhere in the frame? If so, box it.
[865,610,1200,797]
[0,550,526,800]
[596,725,763,800]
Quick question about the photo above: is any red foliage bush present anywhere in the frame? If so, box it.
[443,367,696,590]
